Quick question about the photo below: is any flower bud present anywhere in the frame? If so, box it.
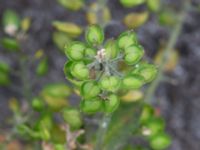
[122,74,144,89]
[103,94,120,113]
[81,81,101,99]
[85,25,104,46]
[117,31,138,50]
[65,42,86,61]
[104,39,119,59]
[62,107,82,130]
[124,45,144,65]
[133,63,157,83]
[80,98,103,114]
[99,76,121,92]
[71,62,89,80]
[150,133,171,150]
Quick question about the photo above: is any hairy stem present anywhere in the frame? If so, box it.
[144,0,191,103]
[94,113,112,150]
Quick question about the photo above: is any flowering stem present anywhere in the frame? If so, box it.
[144,0,191,103]
[94,113,112,150]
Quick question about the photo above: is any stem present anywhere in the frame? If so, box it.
[144,0,191,103]
[94,113,112,150]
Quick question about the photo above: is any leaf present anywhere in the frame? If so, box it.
[123,12,149,29]
[52,21,83,38]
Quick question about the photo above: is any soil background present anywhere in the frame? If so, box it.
[0,0,200,150]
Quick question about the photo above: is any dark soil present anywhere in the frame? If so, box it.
[0,0,200,150]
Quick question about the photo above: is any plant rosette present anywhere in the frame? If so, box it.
[64,25,157,114]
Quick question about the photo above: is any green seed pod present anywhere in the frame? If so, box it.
[62,107,82,130]
[40,128,51,141]
[85,25,104,46]
[0,72,10,86]
[54,144,65,150]
[103,94,120,113]
[36,58,48,76]
[133,63,157,83]
[117,31,138,50]
[143,117,165,136]
[120,0,146,8]
[99,76,121,92]
[150,133,171,150]
[71,62,89,80]
[104,39,119,59]
[84,47,96,59]
[1,37,20,51]
[122,74,144,89]
[147,0,160,12]
[31,97,44,111]
[0,62,10,73]
[57,0,84,11]
[80,98,103,114]
[81,81,101,99]
[65,41,86,61]
[140,104,154,123]
[2,9,20,36]
[124,45,144,65]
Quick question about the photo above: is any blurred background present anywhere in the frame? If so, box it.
[0,0,200,150]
